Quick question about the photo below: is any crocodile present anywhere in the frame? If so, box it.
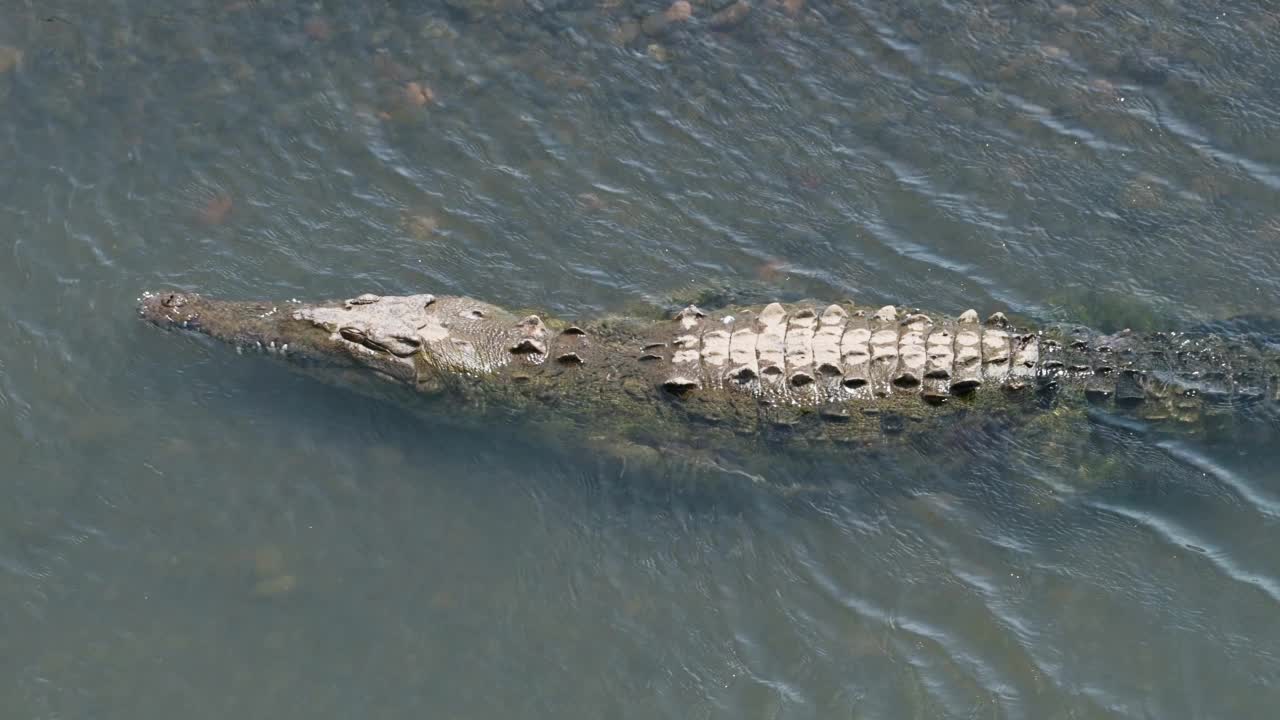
[137,289,1280,468]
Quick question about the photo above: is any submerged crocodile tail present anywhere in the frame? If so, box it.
[1043,327,1280,430]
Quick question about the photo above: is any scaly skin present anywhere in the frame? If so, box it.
[137,290,1280,466]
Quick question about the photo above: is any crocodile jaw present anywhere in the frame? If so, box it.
[137,289,386,376]
[140,291,297,349]
[138,290,524,387]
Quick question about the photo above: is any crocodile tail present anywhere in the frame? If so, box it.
[1039,326,1280,435]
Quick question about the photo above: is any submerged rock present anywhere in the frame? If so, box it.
[708,0,751,29]
[642,1,694,35]
[0,46,23,74]
[442,0,527,21]
[404,81,435,107]
[303,16,333,42]
[401,211,441,239]
[646,43,669,62]
[197,193,234,226]
[612,19,642,45]
[781,0,804,17]
[249,544,299,599]
[252,573,299,599]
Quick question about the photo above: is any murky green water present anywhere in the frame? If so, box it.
[3,1,1279,717]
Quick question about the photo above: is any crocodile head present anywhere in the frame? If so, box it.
[139,290,529,388]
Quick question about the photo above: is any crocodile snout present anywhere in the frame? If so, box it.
[159,292,189,309]
[139,290,201,329]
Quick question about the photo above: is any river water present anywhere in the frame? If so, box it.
[3,1,1279,717]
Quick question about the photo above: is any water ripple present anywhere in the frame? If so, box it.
[1090,500,1280,607]
[1158,440,1280,520]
